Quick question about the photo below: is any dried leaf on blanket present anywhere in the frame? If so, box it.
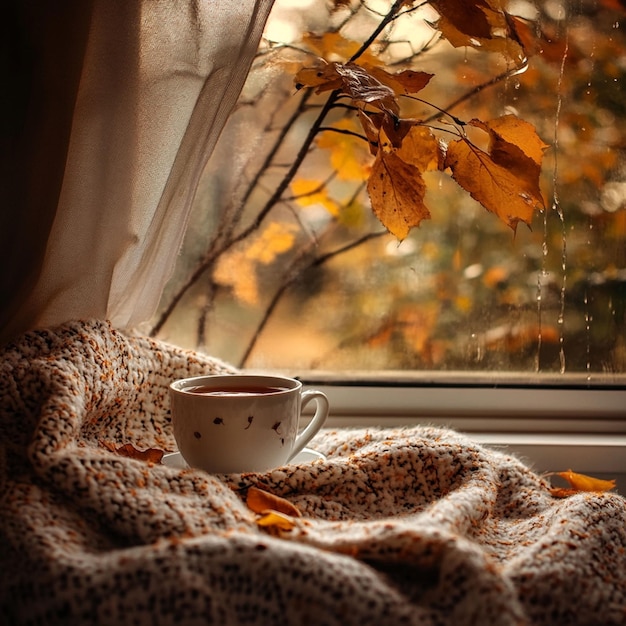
[547,469,617,498]
[102,441,165,464]
[255,510,298,532]
[246,486,302,517]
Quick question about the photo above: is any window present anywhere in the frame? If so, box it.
[149,0,626,477]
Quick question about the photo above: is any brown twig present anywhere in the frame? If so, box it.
[239,230,388,367]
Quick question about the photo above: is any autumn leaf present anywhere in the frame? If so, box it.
[290,178,341,215]
[357,110,411,152]
[548,469,617,497]
[255,510,297,531]
[362,63,434,96]
[246,486,302,517]
[294,62,343,93]
[247,222,298,264]
[316,117,372,181]
[335,63,399,116]
[246,488,301,532]
[394,125,443,171]
[301,32,379,65]
[445,140,536,230]
[444,115,547,231]
[509,16,572,65]
[103,442,164,464]
[214,222,298,305]
[367,148,430,240]
[473,115,548,180]
[430,0,526,66]
[295,62,432,124]
[364,123,440,239]
[295,62,399,117]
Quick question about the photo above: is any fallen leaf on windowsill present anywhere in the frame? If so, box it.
[101,441,165,464]
[546,469,616,498]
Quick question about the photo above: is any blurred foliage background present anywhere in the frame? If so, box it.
[151,0,626,378]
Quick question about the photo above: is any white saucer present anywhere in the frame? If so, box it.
[162,448,325,471]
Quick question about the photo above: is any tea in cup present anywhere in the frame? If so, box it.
[169,374,329,473]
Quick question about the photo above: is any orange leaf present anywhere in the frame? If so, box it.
[549,469,616,496]
[367,149,430,240]
[394,125,443,172]
[432,0,493,40]
[444,140,534,230]
[444,116,547,231]
[110,443,164,464]
[362,64,434,96]
[431,0,526,66]
[246,486,302,518]
[549,488,581,499]
[471,115,548,179]
[294,62,343,93]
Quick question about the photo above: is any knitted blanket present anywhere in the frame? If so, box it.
[1,320,625,626]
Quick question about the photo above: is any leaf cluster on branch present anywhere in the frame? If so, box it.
[294,0,549,239]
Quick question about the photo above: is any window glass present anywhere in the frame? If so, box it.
[151,0,626,384]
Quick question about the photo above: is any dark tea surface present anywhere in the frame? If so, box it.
[185,385,290,396]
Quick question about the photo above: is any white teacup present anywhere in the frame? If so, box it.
[169,374,329,473]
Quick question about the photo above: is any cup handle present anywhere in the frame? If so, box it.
[288,390,329,461]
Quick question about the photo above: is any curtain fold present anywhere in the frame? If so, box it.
[1,0,275,345]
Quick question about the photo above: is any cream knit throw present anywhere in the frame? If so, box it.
[1,320,625,625]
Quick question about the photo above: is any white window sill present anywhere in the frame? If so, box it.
[293,377,626,492]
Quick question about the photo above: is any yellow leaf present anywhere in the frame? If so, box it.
[255,510,297,531]
[367,150,430,240]
[301,32,378,65]
[213,223,297,305]
[294,62,343,93]
[338,196,367,228]
[394,125,442,172]
[290,178,341,216]
[245,222,297,264]
[316,118,371,182]
[214,252,259,305]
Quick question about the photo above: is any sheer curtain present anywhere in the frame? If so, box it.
[0,0,275,345]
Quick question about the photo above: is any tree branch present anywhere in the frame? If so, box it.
[239,229,388,367]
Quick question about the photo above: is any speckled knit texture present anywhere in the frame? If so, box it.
[1,320,625,626]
